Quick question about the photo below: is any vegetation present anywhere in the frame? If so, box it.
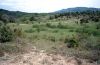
[0,8,100,63]
[0,24,13,43]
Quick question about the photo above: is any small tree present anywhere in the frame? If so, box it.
[0,14,9,24]
[29,16,36,21]
[80,18,89,24]
[0,25,13,43]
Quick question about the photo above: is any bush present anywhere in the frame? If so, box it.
[13,28,23,37]
[57,22,67,29]
[80,18,89,24]
[0,25,13,43]
[64,37,79,48]
[46,23,57,28]
[46,23,51,27]
[48,36,56,42]
[91,17,99,22]
[32,24,39,28]
[52,30,58,33]
[25,29,35,33]
[96,23,100,29]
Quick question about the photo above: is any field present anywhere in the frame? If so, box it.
[0,10,100,64]
[5,19,99,60]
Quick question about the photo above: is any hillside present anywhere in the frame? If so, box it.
[55,7,100,13]
[0,9,26,18]
[0,7,100,65]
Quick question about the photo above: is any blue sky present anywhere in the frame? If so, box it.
[0,0,100,13]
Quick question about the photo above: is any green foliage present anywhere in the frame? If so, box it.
[32,24,39,28]
[76,24,100,36]
[0,25,13,43]
[80,18,89,24]
[29,16,37,21]
[0,9,100,63]
[46,23,57,28]
[91,17,99,22]
[96,23,100,29]
[46,23,51,27]
[0,14,9,24]
[48,36,56,42]
[13,28,23,37]
[52,30,59,33]
[36,27,47,32]
[57,22,65,29]
[64,37,79,48]
[25,29,35,33]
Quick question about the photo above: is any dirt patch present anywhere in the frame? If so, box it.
[0,47,98,65]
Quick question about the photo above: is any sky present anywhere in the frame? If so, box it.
[0,0,100,13]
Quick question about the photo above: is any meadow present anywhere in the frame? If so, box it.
[0,10,100,63]
[5,19,100,60]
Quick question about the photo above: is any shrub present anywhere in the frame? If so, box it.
[94,44,100,50]
[0,25,13,43]
[29,16,37,21]
[48,36,56,42]
[57,22,67,29]
[92,17,99,22]
[96,23,100,29]
[46,23,51,27]
[13,28,23,37]
[25,29,35,33]
[69,29,74,32]
[46,23,57,28]
[64,37,79,48]
[32,24,39,28]
[52,30,58,33]
[80,18,89,24]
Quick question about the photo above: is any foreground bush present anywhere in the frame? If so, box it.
[13,28,23,37]
[64,36,79,48]
[0,25,13,43]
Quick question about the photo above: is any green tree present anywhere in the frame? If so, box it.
[0,25,13,43]
[29,16,36,21]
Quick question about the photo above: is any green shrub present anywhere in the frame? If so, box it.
[91,17,99,22]
[69,29,74,32]
[52,30,58,33]
[46,23,51,27]
[57,22,67,29]
[25,29,35,33]
[80,18,89,24]
[92,30,100,36]
[0,25,13,43]
[64,37,79,48]
[13,28,23,37]
[36,27,47,32]
[32,24,39,28]
[48,36,56,42]
[46,23,57,28]
[76,25,100,36]
[96,23,100,29]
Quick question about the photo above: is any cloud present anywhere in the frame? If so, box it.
[0,0,100,13]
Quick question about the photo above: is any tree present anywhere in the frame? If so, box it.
[0,25,13,43]
[80,18,89,24]
[29,16,36,21]
[0,14,9,24]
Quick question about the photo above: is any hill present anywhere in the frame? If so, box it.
[55,7,100,13]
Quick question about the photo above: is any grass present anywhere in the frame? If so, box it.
[1,19,100,63]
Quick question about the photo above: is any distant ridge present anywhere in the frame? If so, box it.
[55,7,100,13]
[0,9,27,18]
[0,7,100,15]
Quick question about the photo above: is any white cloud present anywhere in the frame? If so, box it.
[0,0,99,13]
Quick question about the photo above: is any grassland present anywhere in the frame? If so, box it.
[0,15,100,64]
